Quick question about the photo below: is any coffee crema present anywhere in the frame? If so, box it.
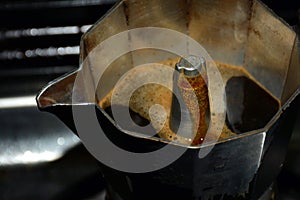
[98,58,280,146]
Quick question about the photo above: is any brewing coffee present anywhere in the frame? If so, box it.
[98,58,280,146]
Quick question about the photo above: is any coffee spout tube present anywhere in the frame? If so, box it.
[169,56,209,145]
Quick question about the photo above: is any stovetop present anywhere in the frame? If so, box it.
[0,0,299,199]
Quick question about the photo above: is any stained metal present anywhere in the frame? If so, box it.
[37,0,300,199]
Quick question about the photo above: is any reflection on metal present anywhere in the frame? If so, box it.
[0,95,36,109]
[0,106,81,166]
[1,0,115,10]
[14,150,60,163]
[0,96,81,166]
[57,137,66,146]
[0,133,80,166]
[0,46,80,60]
[81,25,93,33]
[0,25,92,39]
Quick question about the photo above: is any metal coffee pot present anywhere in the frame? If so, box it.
[37,0,300,199]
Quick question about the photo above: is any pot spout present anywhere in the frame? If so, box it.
[36,70,85,134]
